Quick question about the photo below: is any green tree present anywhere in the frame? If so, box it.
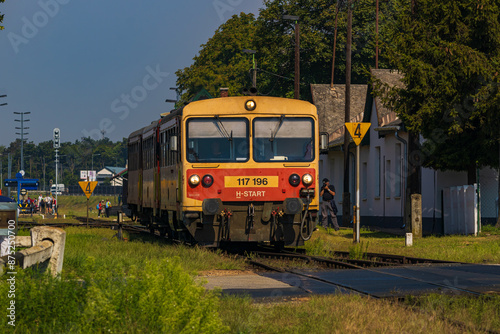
[0,0,5,31]
[175,13,257,102]
[176,0,396,101]
[375,0,500,180]
[255,0,393,99]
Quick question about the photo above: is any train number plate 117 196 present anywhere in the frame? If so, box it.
[224,176,278,188]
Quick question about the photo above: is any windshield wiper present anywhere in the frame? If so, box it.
[214,115,233,141]
[269,115,285,143]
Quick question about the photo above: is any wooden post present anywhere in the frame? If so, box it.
[86,198,89,227]
[411,194,422,238]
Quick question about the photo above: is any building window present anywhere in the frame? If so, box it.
[385,159,391,199]
[395,143,402,197]
[375,147,381,198]
[362,162,367,200]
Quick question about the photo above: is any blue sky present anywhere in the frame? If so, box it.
[0,0,263,145]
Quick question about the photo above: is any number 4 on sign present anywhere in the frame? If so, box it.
[345,122,371,146]
[78,181,98,199]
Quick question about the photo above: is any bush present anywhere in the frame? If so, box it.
[0,258,228,333]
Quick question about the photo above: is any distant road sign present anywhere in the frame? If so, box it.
[20,188,27,196]
[345,122,371,146]
[79,181,98,199]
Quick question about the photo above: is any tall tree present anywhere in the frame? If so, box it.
[376,0,500,182]
[176,0,396,101]
[0,0,5,31]
[175,13,257,102]
[255,0,394,100]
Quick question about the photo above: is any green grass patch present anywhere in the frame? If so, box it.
[306,226,500,264]
[404,294,500,333]
[62,227,245,277]
[217,294,481,333]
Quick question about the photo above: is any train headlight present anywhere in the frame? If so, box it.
[245,99,256,111]
[302,174,313,186]
[189,174,200,187]
[289,174,300,187]
[202,174,214,187]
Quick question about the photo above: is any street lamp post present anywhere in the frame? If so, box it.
[283,15,300,99]
[14,111,30,172]
[0,96,6,195]
[0,154,3,194]
[243,49,257,88]
[92,153,101,181]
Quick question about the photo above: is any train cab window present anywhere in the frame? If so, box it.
[186,117,249,163]
[253,117,315,162]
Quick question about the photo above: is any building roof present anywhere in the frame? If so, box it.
[98,167,125,175]
[311,69,405,147]
[370,69,404,128]
[311,84,369,145]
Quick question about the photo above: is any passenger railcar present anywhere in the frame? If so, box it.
[127,96,322,246]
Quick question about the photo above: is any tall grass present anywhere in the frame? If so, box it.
[1,226,243,333]
[0,260,228,333]
[217,294,476,333]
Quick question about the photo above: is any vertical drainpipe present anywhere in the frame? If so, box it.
[395,127,407,227]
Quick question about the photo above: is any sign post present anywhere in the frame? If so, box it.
[345,122,370,243]
[78,181,98,226]
[53,128,60,218]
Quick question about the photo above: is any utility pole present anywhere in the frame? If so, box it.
[0,154,3,195]
[376,0,379,69]
[407,0,422,237]
[243,49,257,88]
[14,111,30,172]
[330,4,340,88]
[0,95,6,195]
[8,153,11,197]
[53,128,60,217]
[342,1,353,227]
[283,15,300,99]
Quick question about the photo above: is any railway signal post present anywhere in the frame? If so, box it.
[345,122,370,243]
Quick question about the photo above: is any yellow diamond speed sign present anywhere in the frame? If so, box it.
[345,122,371,146]
[79,181,98,199]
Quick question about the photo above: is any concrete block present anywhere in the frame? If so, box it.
[31,226,66,276]
[405,233,413,247]
[16,240,53,269]
[14,236,32,248]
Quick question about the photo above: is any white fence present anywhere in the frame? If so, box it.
[443,184,478,235]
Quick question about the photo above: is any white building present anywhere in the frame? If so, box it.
[97,166,125,186]
[312,69,499,234]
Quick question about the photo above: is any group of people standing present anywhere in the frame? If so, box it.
[16,195,58,215]
[96,199,112,217]
[36,195,57,215]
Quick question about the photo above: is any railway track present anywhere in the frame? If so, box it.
[244,249,488,298]
[244,250,500,334]
[18,218,151,236]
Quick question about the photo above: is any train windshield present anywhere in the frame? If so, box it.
[253,117,314,162]
[186,117,249,162]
